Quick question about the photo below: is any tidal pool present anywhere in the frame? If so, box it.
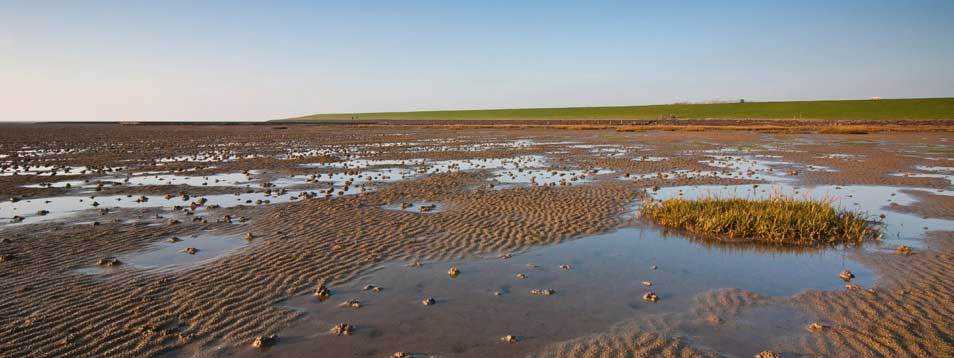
[212,224,875,358]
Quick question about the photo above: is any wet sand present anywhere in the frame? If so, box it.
[1,124,952,358]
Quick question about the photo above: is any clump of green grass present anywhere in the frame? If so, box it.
[641,196,879,246]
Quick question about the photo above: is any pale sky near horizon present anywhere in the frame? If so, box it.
[2,0,953,122]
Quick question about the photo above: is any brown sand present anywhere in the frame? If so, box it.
[527,329,718,358]
[786,232,954,357]
[892,190,954,220]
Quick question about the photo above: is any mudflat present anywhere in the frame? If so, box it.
[1,123,952,358]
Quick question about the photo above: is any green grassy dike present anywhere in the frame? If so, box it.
[286,97,954,121]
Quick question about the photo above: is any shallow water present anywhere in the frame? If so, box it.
[156,152,264,163]
[893,171,954,186]
[302,159,423,169]
[20,171,257,189]
[122,172,256,187]
[819,153,865,160]
[633,156,668,161]
[0,165,90,176]
[491,168,613,186]
[76,233,250,274]
[2,154,601,227]
[21,179,92,189]
[272,170,412,188]
[0,190,314,226]
[382,201,446,214]
[303,155,548,174]
[217,224,874,358]
[619,155,797,182]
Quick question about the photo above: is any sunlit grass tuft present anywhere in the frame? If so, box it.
[641,196,879,246]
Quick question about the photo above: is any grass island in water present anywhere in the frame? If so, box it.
[641,195,881,246]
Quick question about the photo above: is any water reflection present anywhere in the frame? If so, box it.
[212,225,874,358]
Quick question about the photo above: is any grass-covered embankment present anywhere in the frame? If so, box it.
[641,196,879,246]
[288,97,954,121]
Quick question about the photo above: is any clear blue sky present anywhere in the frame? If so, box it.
[2,0,953,121]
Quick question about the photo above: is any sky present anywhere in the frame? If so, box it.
[1,0,953,122]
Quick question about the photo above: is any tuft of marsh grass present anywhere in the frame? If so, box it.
[641,196,879,246]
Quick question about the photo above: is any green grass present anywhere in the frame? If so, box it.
[286,97,954,121]
[641,196,878,246]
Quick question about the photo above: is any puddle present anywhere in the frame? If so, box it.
[4,155,601,227]
[702,156,793,181]
[633,156,668,161]
[491,168,614,186]
[889,166,954,186]
[272,170,410,188]
[589,148,627,156]
[4,170,400,226]
[622,155,838,182]
[570,144,620,149]
[693,146,767,155]
[893,172,954,186]
[302,155,557,188]
[156,152,264,163]
[916,165,954,172]
[22,171,260,190]
[121,172,256,187]
[396,139,537,153]
[12,148,87,158]
[425,156,549,173]
[0,165,90,176]
[304,156,548,173]
[805,164,836,172]
[215,225,874,358]
[302,159,423,169]
[820,153,865,160]
[0,190,314,226]
[534,141,581,146]
[76,233,249,274]
[22,179,90,189]
[382,201,445,214]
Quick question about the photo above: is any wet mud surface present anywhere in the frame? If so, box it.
[1,124,952,358]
